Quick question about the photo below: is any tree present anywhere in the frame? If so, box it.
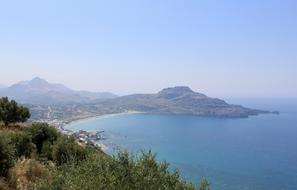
[26,123,59,154]
[10,132,36,158]
[0,97,31,126]
[52,136,87,165]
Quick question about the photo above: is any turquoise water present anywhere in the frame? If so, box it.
[66,99,297,190]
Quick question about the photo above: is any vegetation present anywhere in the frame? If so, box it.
[0,100,210,190]
[25,123,59,154]
[51,136,87,166]
[0,134,15,176]
[0,97,30,126]
[9,159,50,190]
[37,151,210,190]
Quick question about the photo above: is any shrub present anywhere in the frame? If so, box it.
[9,132,36,158]
[52,136,87,165]
[25,123,59,154]
[41,141,54,160]
[37,151,210,190]
[0,134,15,176]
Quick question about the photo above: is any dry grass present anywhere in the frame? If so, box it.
[0,124,23,133]
[8,159,51,190]
[0,178,11,190]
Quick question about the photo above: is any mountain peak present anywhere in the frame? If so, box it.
[30,77,48,83]
[159,86,194,94]
[0,78,117,105]
[157,86,208,99]
[16,77,49,88]
[157,86,196,99]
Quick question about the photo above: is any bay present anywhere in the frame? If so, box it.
[66,99,297,190]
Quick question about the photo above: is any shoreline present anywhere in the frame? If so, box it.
[54,111,280,154]
[58,110,144,153]
[64,110,144,128]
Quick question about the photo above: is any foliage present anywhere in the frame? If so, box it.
[37,151,210,190]
[0,134,15,176]
[9,132,36,158]
[41,141,53,160]
[198,179,211,190]
[25,123,59,154]
[52,136,87,165]
[0,97,30,126]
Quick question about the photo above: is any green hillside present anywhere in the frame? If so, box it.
[0,98,210,190]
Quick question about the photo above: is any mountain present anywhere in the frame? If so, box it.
[97,86,270,118]
[1,80,273,120]
[0,77,117,105]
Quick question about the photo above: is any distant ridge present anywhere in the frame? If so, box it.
[97,86,272,118]
[0,79,275,120]
[0,77,117,105]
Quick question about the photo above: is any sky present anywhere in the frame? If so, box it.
[0,0,296,98]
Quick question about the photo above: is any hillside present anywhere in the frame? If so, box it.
[0,79,274,122]
[98,86,270,118]
[0,77,117,105]
[25,86,275,123]
[0,123,210,190]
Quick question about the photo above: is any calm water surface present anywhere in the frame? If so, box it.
[66,99,297,190]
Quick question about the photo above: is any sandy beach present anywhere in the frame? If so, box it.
[62,110,144,153]
[65,110,144,127]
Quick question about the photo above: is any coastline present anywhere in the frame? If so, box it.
[64,110,144,128]
[55,110,279,155]
[58,110,144,153]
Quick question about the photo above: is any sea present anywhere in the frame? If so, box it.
[65,98,297,190]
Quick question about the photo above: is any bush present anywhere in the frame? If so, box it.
[37,151,210,190]
[111,151,199,190]
[9,132,36,158]
[41,141,54,160]
[25,123,59,154]
[52,136,87,165]
[0,134,15,176]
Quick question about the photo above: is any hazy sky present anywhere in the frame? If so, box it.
[0,0,296,97]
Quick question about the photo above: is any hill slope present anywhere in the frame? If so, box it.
[98,86,269,118]
[1,81,273,121]
[0,77,117,105]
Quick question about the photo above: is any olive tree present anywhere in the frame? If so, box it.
[0,97,31,126]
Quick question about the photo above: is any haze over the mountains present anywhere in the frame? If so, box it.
[0,77,117,105]
[0,77,275,120]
